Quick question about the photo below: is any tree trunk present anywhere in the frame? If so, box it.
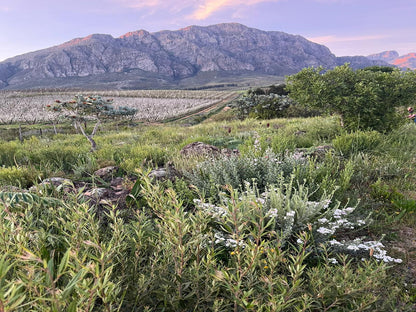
[77,120,100,152]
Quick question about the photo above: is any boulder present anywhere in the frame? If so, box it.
[180,142,221,157]
[149,162,180,181]
[93,166,119,181]
[180,142,239,158]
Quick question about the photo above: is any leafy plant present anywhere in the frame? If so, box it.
[47,95,137,151]
[286,64,416,132]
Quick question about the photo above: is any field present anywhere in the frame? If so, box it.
[0,87,416,311]
[0,90,238,124]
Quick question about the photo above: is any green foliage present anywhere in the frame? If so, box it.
[119,145,168,173]
[307,255,403,311]
[286,63,416,132]
[0,166,39,188]
[233,92,296,120]
[184,150,301,200]
[332,130,383,156]
[48,95,137,151]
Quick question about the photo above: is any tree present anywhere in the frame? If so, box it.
[47,95,137,151]
[286,64,416,132]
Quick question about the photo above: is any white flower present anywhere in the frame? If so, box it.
[286,210,296,217]
[329,239,342,246]
[267,208,278,218]
[347,245,360,251]
[317,227,334,235]
[328,258,338,264]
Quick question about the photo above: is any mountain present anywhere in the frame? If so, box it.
[367,50,416,69]
[0,23,388,90]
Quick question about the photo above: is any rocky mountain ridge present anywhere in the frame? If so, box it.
[367,50,416,69]
[0,23,388,90]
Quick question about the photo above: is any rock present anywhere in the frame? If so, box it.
[94,166,119,180]
[149,162,180,181]
[180,142,239,158]
[180,142,221,157]
[311,145,334,158]
[29,177,73,193]
[221,148,240,157]
[84,188,109,198]
[42,177,72,186]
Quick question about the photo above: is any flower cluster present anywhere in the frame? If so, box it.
[329,238,402,264]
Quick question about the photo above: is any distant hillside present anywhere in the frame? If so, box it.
[368,50,416,69]
[0,23,388,90]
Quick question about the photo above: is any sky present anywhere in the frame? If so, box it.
[0,0,415,62]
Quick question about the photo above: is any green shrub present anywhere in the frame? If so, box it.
[332,130,383,156]
[120,145,168,173]
[0,166,40,188]
[184,149,302,200]
[0,172,405,311]
[0,140,20,167]
[307,255,404,311]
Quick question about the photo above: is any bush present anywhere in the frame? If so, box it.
[0,166,40,188]
[232,93,296,120]
[120,145,168,173]
[332,130,383,156]
[184,149,303,200]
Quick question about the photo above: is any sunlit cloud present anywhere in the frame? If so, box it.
[113,0,280,20]
[191,0,279,20]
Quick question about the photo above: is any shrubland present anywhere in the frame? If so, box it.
[0,65,415,311]
[0,114,415,310]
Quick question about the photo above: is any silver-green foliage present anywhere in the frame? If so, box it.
[233,93,296,120]
[184,149,305,199]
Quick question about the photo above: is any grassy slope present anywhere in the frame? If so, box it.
[1,104,416,310]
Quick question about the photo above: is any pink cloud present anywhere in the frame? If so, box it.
[113,0,280,20]
[191,0,279,20]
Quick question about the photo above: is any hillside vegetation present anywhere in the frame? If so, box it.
[0,65,415,311]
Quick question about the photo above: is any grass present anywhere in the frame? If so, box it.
[0,105,415,311]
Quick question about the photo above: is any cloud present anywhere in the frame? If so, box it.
[0,6,12,12]
[113,0,196,11]
[308,34,388,44]
[190,0,278,20]
[113,0,280,20]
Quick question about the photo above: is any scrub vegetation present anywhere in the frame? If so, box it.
[0,64,415,311]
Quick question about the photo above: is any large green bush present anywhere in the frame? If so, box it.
[286,64,416,132]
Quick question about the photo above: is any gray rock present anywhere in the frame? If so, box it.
[94,166,118,180]
[148,162,179,181]
[84,188,109,198]
[180,142,221,157]
[29,177,73,193]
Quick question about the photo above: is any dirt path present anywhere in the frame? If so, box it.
[174,92,239,122]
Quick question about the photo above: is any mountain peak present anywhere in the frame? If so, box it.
[0,23,391,90]
[367,50,399,62]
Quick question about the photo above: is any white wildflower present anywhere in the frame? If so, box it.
[286,210,296,217]
[317,227,334,235]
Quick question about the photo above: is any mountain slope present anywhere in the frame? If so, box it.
[368,50,416,69]
[0,23,387,90]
